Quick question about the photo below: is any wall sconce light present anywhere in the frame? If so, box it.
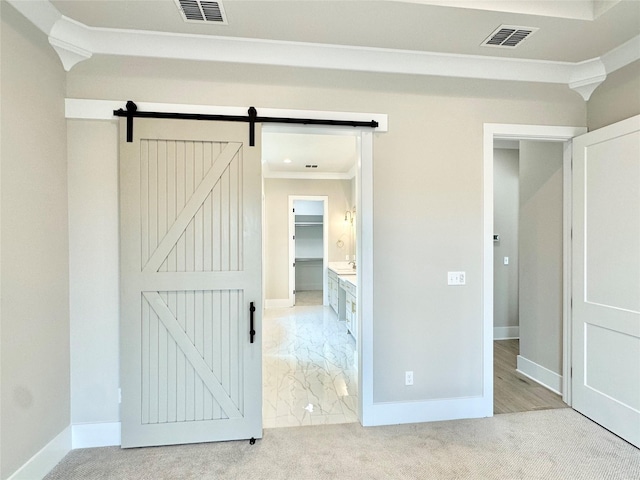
[344,207,356,225]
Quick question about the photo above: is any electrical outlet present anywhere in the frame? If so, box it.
[405,371,414,386]
[504,256,509,265]
[345,255,349,260]
[448,271,466,285]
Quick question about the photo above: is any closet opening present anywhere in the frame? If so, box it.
[289,197,328,307]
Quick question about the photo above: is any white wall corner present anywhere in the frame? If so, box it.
[72,422,121,449]
[7,426,71,480]
[516,355,563,395]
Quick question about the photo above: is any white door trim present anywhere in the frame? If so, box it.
[288,195,329,307]
[561,140,574,405]
[484,123,587,409]
[358,131,374,426]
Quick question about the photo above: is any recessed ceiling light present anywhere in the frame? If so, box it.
[283,158,292,164]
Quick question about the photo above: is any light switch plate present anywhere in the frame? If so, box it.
[448,271,466,285]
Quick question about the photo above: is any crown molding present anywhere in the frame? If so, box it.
[568,57,607,101]
[8,0,640,101]
[48,37,92,71]
[569,74,608,102]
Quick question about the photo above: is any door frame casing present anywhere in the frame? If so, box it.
[288,195,329,307]
[483,123,587,410]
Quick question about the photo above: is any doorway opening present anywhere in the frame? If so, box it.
[484,123,587,417]
[493,139,568,414]
[261,127,361,428]
[289,196,329,307]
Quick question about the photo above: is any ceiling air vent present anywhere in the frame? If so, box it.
[481,25,538,48]
[175,0,228,24]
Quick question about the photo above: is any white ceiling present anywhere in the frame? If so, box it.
[262,131,358,178]
[50,0,639,62]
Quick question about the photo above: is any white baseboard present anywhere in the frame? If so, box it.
[362,395,492,427]
[8,426,71,480]
[265,298,291,308]
[72,422,121,448]
[494,326,519,340]
[516,355,563,395]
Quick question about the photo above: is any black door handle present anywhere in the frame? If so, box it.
[250,302,256,344]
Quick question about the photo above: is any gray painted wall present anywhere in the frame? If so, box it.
[518,141,564,375]
[1,4,70,478]
[67,120,120,426]
[493,148,519,332]
[588,60,640,131]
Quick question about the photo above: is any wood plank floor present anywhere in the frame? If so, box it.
[494,339,568,414]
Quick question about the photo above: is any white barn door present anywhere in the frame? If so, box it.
[571,115,640,447]
[119,118,262,448]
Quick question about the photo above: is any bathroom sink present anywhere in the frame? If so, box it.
[328,263,356,275]
[331,268,356,275]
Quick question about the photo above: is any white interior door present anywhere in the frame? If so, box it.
[571,114,640,447]
[119,118,262,448]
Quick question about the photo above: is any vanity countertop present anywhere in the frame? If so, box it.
[328,262,356,276]
[338,274,356,287]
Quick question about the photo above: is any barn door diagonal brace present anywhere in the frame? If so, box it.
[113,101,379,146]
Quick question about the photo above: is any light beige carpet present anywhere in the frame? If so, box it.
[46,409,639,479]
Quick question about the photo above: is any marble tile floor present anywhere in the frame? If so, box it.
[263,304,358,429]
